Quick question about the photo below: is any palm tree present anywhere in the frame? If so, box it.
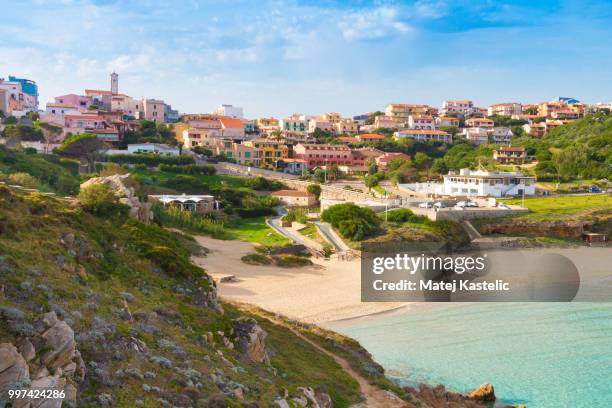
[269,129,284,141]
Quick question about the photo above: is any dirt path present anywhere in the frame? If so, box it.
[274,319,409,408]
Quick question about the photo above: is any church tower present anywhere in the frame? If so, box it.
[110,72,118,95]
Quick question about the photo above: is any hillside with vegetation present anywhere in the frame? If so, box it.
[512,112,612,181]
[0,184,417,407]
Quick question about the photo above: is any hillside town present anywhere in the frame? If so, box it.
[1,71,610,224]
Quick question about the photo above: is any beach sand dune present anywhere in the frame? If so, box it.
[192,235,405,325]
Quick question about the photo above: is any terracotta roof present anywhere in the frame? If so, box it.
[219,117,245,128]
[271,190,312,197]
[65,114,100,120]
[398,129,449,135]
[47,103,75,108]
[357,133,385,140]
[337,136,358,143]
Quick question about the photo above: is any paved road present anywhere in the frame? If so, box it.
[314,221,350,252]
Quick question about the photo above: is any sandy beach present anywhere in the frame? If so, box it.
[192,235,406,325]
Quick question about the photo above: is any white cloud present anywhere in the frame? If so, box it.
[414,0,449,19]
[339,6,412,40]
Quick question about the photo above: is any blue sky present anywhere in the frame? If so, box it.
[1,0,611,117]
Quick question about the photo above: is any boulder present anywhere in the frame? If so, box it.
[0,343,30,390]
[38,312,77,370]
[18,338,36,362]
[80,174,153,223]
[232,317,269,364]
[467,383,496,402]
[12,374,66,408]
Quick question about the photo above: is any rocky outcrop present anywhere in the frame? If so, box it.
[0,311,85,407]
[477,219,587,238]
[405,383,492,408]
[0,343,30,391]
[467,383,496,402]
[80,174,153,223]
[232,317,269,364]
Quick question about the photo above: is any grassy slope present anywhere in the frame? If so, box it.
[0,186,366,407]
[498,194,611,221]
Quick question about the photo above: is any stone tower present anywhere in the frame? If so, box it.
[110,72,118,95]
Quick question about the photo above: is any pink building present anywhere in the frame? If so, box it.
[55,94,91,109]
[64,114,105,135]
[375,152,411,169]
[293,143,353,169]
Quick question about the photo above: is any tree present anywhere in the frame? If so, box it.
[365,111,384,125]
[321,203,380,241]
[364,174,379,191]
[3,116,17,125]
[269,129,284,141]
[431,158,448,175]
[414,152,430,168]
[57,133,104,173]
[307,184,321,201]
[39,122,63,146]
[313,168,326,183]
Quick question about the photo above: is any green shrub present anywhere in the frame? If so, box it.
[282,208,308,224]
[273,254,313,268]
[106,153,195,166]
[241,253,272,265]
[159,164,216,175]
[321,203,380,241]
[77,184,128,217]
[7,172,38,188]
[385,208,427,223]
[246,176,284,191]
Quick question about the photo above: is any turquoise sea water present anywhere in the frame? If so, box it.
[333,303,612,408]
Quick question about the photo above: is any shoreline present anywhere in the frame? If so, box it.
[191,234,407,324]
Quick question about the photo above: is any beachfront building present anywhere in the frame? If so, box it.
[493,147,527,164]
[271,190,317,207]
[106,143,180,156]
[149,194,217,213]
[216,104,243,118]
[408,114,436,130]
[400,168,536,197]
[394,129,451,143]
[488,103,522,117]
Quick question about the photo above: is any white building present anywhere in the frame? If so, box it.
[462,127,490,145]
[408,114,436,130]
[440,100,474,117]
[489,127,513,145]
[106,143,180,156]
[394,129,451,143]
[216,104,243,119]
[488,103,522,117]
[400,168,535,197]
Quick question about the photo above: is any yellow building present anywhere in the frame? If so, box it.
[243,138,289,168]
[384,103,429,125]
[333,119,359,134]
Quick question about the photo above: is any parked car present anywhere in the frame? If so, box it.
[418,202,434,208]
[455,201,468,207]
[453,205,465,210]
[498,204,511,209]
[589,185,601,193]
[433,202,444,208]
[466,201,479,207]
